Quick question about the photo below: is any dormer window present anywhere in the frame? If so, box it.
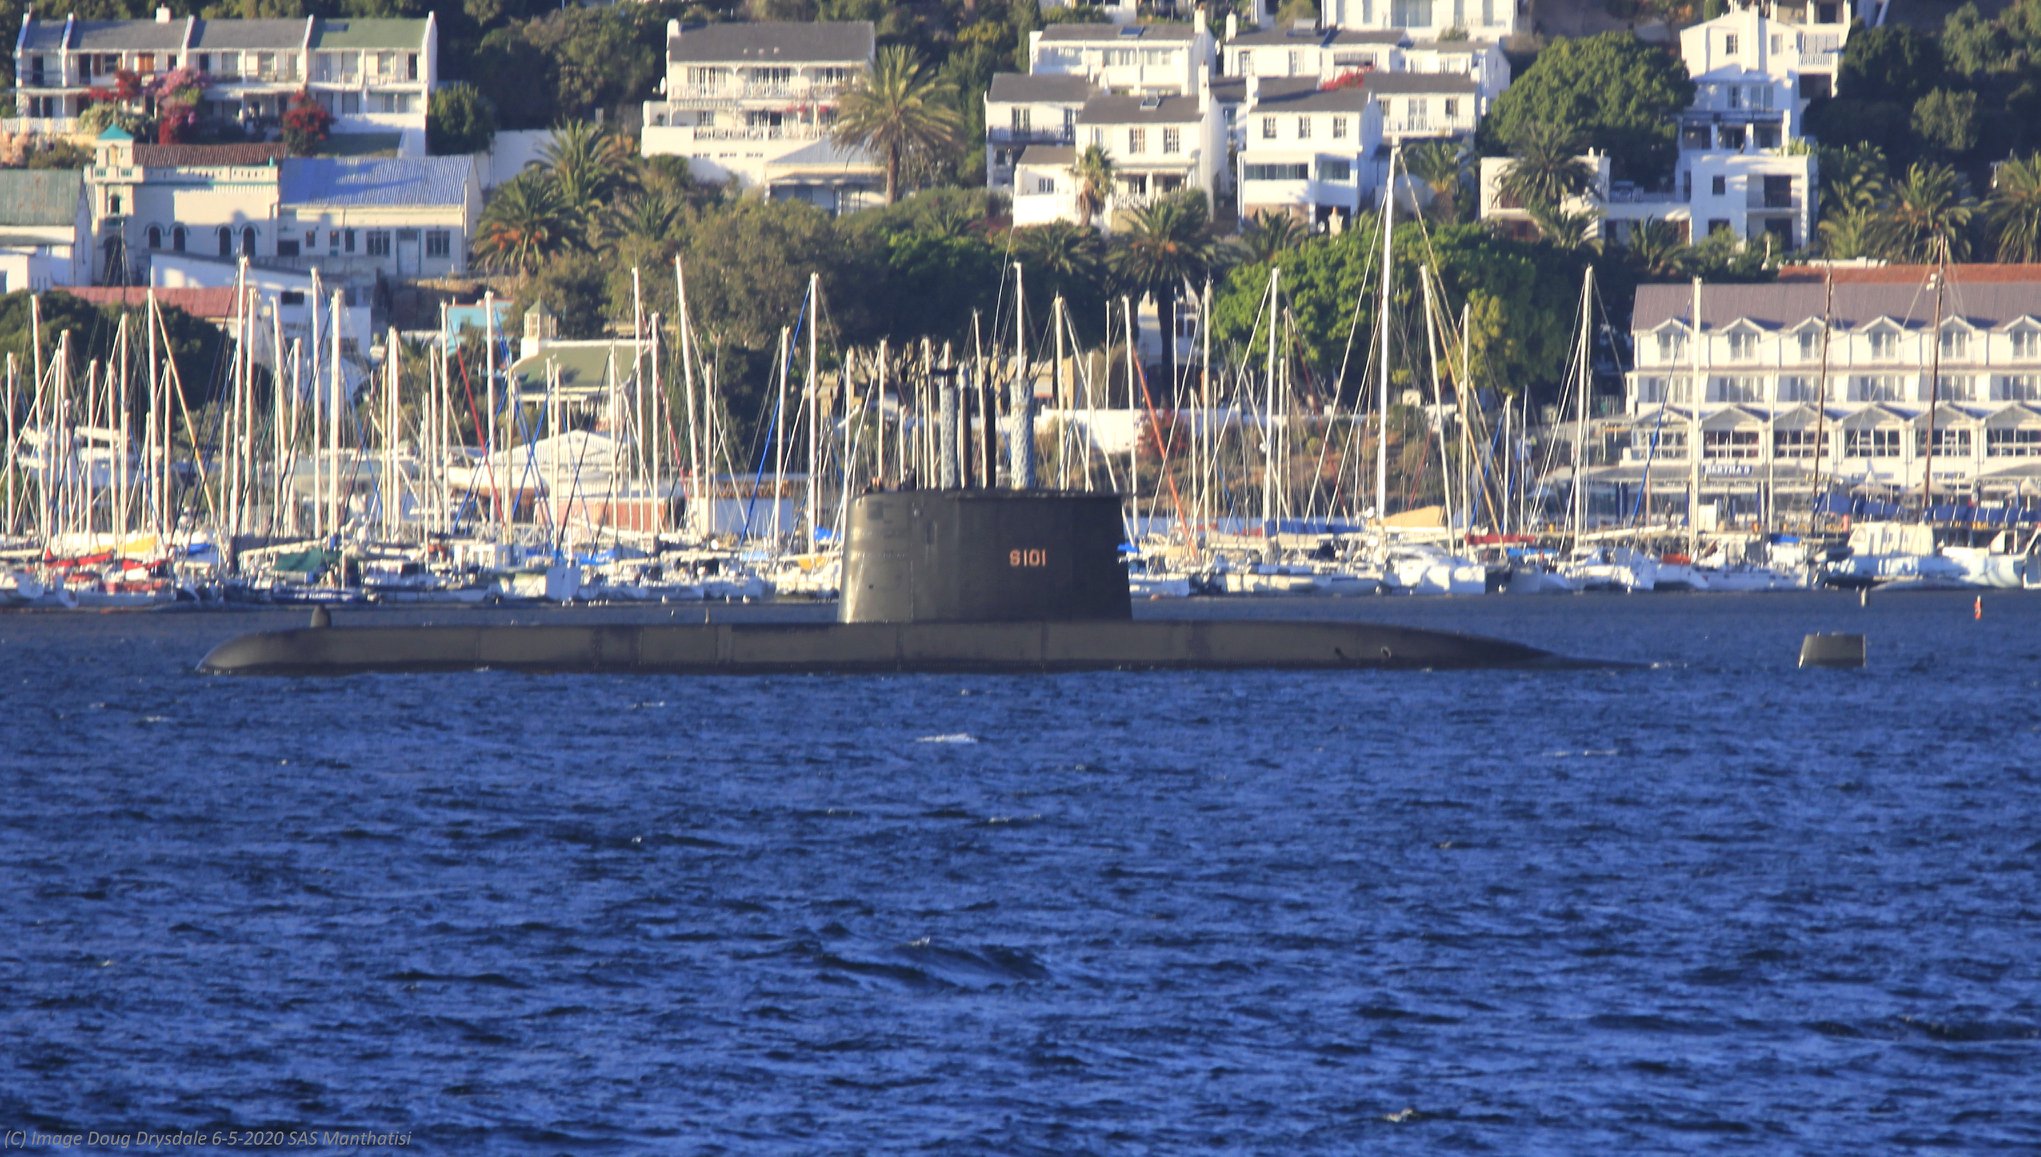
[1941,329,1969,360]
[2012,327,2041,359]
[1658,331,1687,362]
[1727,330,1758,361]
[1868,330,1899,360]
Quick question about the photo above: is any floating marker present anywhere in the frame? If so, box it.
[1800,632,1866,669]
[1974,595,1983,620]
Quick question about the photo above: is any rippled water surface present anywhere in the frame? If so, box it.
[3,594,2039,1153]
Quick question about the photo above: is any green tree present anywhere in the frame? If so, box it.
[541,120,633,235]
[1911,88,1979,159]
[1011,221,1110,346]
[1479,33,1693,184]
[831,45,964,205]
[1839,25,1946,105]
[475,170,579,275]
[428,82,496,156]
[1874,162,1976,262]
[1110,189,1219,397]
[1402,138,1471,223]
[1498,121,1597,221]
[1072,144,1116,229]
[1236,210,1308,265]
[1985,153,2041,261]
[1623,218,1691,278]
[518,251,610,339]
[1943,2,2021,77]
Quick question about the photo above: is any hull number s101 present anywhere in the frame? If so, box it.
[1010,548,1048,568]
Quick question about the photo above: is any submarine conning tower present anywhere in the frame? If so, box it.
[839,490,1132,624]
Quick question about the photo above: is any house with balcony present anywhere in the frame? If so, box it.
[1322,0,1520,42]
[276,156,481,283]
[1235,77,1384,223]
[1610,265,2041,506]
[1222,23,1508,105]
[0,169,93,292]
[985,73,1094,192]
[1027,18,1216,98]
[9,9,434,154]
[640,19,880,204]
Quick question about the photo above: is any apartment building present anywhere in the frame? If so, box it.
[640,19,880,207]
[1235,78,1385,222]
[1322,0,1521,43]
[1223,24,1508,104]
[1027,18,1215,97]
[9,10,435,154]
[984,73,1094,191]
[1616,266,2041,502]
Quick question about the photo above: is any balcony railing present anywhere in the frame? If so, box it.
[648,123,831,143]
[667,80,852,104]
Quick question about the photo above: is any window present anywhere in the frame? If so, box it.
[2012,329,2041,359]
[1243,162,1310,182]
[1129,127,1146,153]
[1940,329,1969,359]
[1011,107,1030,134]
[172,226,186,252]
[329,230,341,255]
[107,192,123,216]
[1318,159,1353,182]
[1777,375,1816,402]
[1867,330,1899,359]
[1852,374,1908,402]
[1724,33,1739,54]
[1444,98,1458,120]
[344,228,356,254]
[1332,116,1347,140]
[1711,175,1727,196]
[366,230,391,257]
[277,238,300,257]
[217,226,233,258]
[241,226,256,257]
[146,225,162,249]
[1998,373,2041,401]
[1797,329,1823,361]
[1656,331,1687,363]
[1297,117,1311,140]
[1634,376,1666,404]
[1711,375,1763,402]
[1708,219,1731,236]
[1162,127,1180,154]
[1704,429,1761,459]
[426,230,450,258]
[1773,429,1822,458]
[1987,426,2041,455]
[1726,331,1758,361]
[1090,127,1104,148]
[1034,176,1055,194]
[1261,116,1276,140]
[1919,427,1971,457]
[1845,427,1901,457]
[280,290,305,306]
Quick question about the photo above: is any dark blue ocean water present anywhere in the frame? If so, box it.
[2,594,2038,1154]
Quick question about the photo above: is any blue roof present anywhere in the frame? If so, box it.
[279,156,473,208]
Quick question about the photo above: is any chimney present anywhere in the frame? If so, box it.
[155,6,171,22]
[1195,4,1209,38]
[1246,74,1261,107]
[667,18,681,41]
[1226,13,1239,41]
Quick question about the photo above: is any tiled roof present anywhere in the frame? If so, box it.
[1041,22,1200,42]
[987,73,1097,103]
[1080,92,1206,125]
[1634,267,2041,332]
[56,286,240,319]
[0,170,84,228]
[280,156,475,207]
[134,142,288,167]
[19,18,71,52]
[665,21,874,65]
[1017,144,1076,168]
[190,18,313,50]
[309,18,431,50]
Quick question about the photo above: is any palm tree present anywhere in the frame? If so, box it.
[1110,189,1218,398]
[1874,162,1975,263]
[1986,152,2041,262]
[605,187,683,246]
[474,170,578,275]
[1818,205,1882,260]
[831,45,963,205]
[1499,122,1597,222]
[1625,217,1691,278]
[541,120,633,237]
[1529,203,1602,251]
[1014,220,1107,282]
[1402,138,1470,223]
[1235,209,1307,265]
[1071,143,1116,230]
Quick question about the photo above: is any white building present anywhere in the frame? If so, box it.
[1322,0,1520,43]
[1478,148,1816,251]
[8,10,435,155]
[1083,89,1223,212]
[640,19,880,207]
[1236,78,1384,222]
[1027,19,1216,98]
[985,73,1093,192]
[0,169,93,291]
[149,252,375,357]
[1617,266,2041,504]
[1223,24,1508,104]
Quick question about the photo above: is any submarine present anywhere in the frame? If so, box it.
[198,489,1575,675]
[199,365,1572,676]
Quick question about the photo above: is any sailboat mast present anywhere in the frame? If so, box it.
[1688,275,1703,561]
[1923,245,1946,516]
[1572,267,1593,545]
[806,273,820,553]
[1376,145,1398,525]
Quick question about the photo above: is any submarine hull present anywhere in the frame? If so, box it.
[198,619,1564,675]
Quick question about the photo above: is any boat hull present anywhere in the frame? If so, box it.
[198,618,1569,675]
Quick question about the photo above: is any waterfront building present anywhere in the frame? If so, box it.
[1609,265,2041,512]
[639,20,880,211]
[9,10,436,155]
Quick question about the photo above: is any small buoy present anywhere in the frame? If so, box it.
[1974,595,1983,620]
[1800,632,1865,669]
[309,606,332,629]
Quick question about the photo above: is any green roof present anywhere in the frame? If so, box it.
[310,17,429,50]
[510,342,640,397]
[97,125,135,141]
[0,170,84,228]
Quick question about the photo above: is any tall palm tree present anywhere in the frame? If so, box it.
[1235,209,1307,264]
[1071,143,1116,230]
[1529,203,1602,251]
[1499,122,1597,221]
[1013,220,1106,281]
[604,187,683,247]
[475,170,578,275]
[1402,138,1470,223]
[831,45,963,205]
[1874,162,1975,263]
[1985,152,2041,262]
[1110,189,1218,398]
[541,120,633,234]
[1625,217,1691,278]
[1818,205,1882,260]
